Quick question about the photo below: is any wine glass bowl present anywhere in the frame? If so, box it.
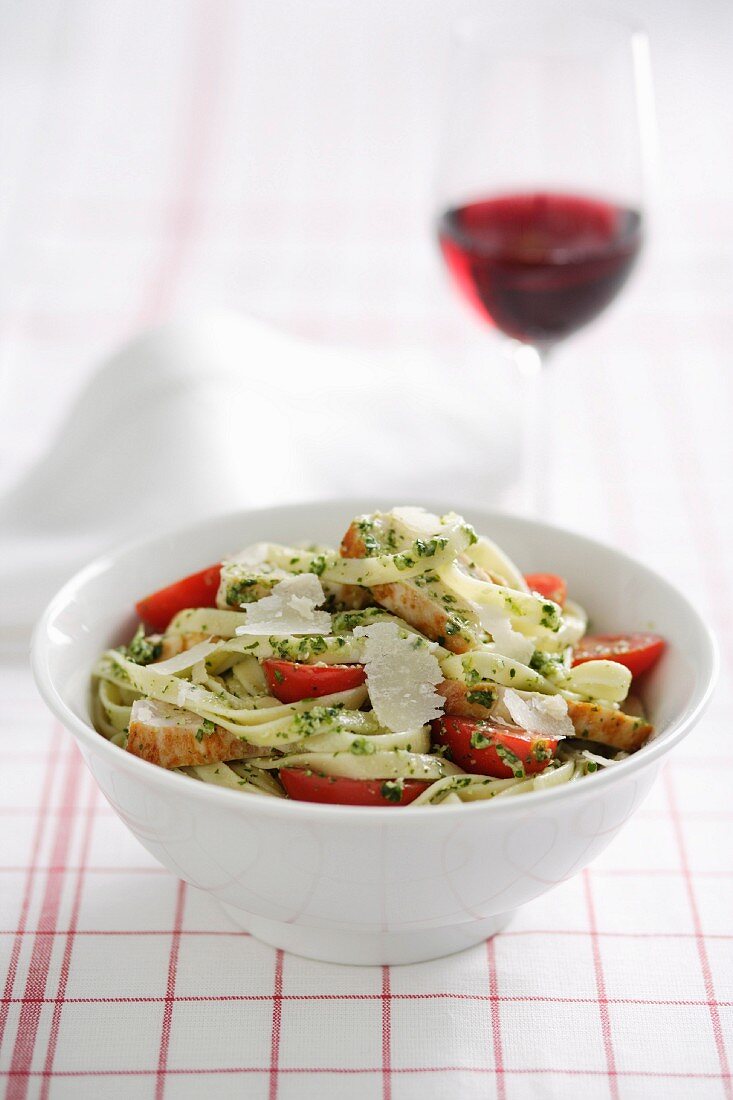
[437,191,643,346]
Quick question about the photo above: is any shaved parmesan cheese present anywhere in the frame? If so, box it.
[175,680,202,709]
[475,602,535,665]
[234,574,332,636]
[354,622,444,733]
[391,506,444,536]
[289,595,316,617]
[132,697,199,729]
[503,689,574,740]
[191,660,208,685]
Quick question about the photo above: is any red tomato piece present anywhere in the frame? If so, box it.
[572,632,665,678]
[524,572,567,607]
[279,770,430,806]
[135,564,222,633]
[432,716,559,779]
[263,660,366,703]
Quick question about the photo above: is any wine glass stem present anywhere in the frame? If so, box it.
[513,342,551,518]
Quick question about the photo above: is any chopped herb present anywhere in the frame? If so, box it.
[413,536,448,559]
[195,718,216,742]
[332,608,383,632]
[361,533,381,557]
[380,779,404,803]
[495,743,525,778]
[308,554,328,577]
[462,523,479,546]
[298,635,327,660]
[466,689,496,708]
[540,602,561,631]
[349,737,375,755]
[226,577,259,606]
[119,627,162,666]
[470,728,492,749]
[463,663,480,686]
[293,704,344,737]
[529,650,566,678]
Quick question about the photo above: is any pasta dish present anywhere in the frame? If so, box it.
[92,507,664,807]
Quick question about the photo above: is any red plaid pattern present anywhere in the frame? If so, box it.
[1,0,732,1095]
[0,742,732,1098]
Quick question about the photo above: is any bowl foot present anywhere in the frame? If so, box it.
[218,903,514,965]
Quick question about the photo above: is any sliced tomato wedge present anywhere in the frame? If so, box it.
[279,770,430,806]
[263,660,366,703]
[135,564,222,633]
[432,716,559,779]
[524,572,567,607]
[572,632,665,677]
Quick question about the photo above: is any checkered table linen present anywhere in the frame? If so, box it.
[1,669,732,1099]
[1,0,732,1096]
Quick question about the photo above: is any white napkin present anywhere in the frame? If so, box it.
[0,312,517,643]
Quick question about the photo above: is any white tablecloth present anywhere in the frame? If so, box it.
[1,1,732,1096]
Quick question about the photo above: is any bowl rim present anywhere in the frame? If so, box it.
[31,499,720,821]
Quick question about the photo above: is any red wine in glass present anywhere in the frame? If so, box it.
[438,192,642,344]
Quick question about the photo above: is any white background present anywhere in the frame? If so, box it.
[0,0,730,553]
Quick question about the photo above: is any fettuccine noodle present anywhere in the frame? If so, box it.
[91,506,659,807]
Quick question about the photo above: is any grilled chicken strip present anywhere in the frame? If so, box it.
[340,519,483,654]
[126,698,258,769]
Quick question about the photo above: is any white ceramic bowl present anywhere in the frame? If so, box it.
[32,500,718,965]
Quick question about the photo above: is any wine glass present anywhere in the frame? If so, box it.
[435,5,655,515]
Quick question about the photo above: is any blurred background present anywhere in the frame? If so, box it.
[0,0,730,570]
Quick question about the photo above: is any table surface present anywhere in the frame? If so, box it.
[1,1,732,1097]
